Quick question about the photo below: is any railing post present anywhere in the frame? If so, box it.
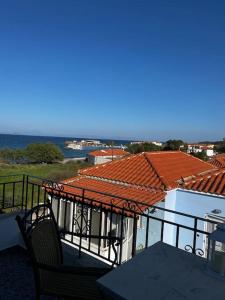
[145,217,149,249]
[21,174,25,209]
[192,218,198,254]
[119,208,125,264]
[108,203,114,262]
[98,203,103,256]
[63,195,68,233]
[176,225,180,248]
[12,182,15,208]
[56,193,61,225]
[160,221,164,242]
[88,200,93,252]
[25,175,29,211]
[131,214,137,257]
[79,189,85,258]
[71,197,76,244]
[2,183,5,210]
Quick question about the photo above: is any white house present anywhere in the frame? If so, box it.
[187,143,215,157]
[151,141,163,147]
[87,149,129,165]
[57,151,225,262]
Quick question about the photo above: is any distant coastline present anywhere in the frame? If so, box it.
[0,133,131,159]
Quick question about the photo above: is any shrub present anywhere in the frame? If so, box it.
[127,142,162,154]
[0,148,26,164]
[25,143,64,163]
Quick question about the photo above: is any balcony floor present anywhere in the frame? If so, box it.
[0,246,37,299]
[0,244,109,299]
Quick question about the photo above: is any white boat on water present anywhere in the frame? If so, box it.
[66,143,82,150]
[65,139,107,150]
[65,139,125,151]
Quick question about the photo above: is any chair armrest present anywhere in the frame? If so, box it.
[37,262,110,277]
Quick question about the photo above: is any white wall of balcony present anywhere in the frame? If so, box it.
[164,189,225,255]
[136,201,165,250]
[0,212,24,251]
[163,189,177,246]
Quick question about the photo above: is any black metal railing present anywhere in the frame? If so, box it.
[0,174,25,211]
[0,174,219,265]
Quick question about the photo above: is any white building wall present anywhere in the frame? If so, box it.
[88,155,124,165]
[136,201,165,250]
[206,149,214,157]
[175,190,225,219]
[94,156,113,165]
[164,189,225,255]
[163,190,177,246]
[187,146,215,157]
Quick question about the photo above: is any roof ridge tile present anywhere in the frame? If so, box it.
[143,153,168,190]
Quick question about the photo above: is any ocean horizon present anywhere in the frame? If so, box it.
[0,133,131,158]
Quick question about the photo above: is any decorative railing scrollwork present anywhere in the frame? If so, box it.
[42,180,64,191]
[110,198,145,215]
[184,245,204,256]
[123,200,138,212]
[73,204,90,235]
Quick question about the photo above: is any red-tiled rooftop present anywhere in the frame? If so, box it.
[59,151,224,210]
[181,169,225,196]
[81,153,164,189]
[145,151,216,188]
[88,149,129,157]
[80,151,216,190]
[61,177,166,212]
[210,154,225,168]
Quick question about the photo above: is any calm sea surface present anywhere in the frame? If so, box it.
[0,134,130,158]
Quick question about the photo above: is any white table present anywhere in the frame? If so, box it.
[98,242,225,300]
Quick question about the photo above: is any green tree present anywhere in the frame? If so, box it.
[0,148,26,163]
[215,138,225,154]
[163,140,187,151]
[127,142,162,154]
[190,150,208,161]
[25,143,64,163]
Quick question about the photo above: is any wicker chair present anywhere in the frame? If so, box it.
[16,203,121,300]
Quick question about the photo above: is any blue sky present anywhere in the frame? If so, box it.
[0,0,224,141]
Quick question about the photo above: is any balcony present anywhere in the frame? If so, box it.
[0,174,220,299]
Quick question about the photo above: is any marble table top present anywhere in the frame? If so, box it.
[98,241,225,300]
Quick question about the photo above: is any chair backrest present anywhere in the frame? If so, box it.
[16,203,63,267]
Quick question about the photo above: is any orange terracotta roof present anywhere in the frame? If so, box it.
[88,149,129,157]
[210,154,225,168]
[144,151,216,188]
[180,169,225,196]
[64,177,165,207]
[81,153,164,189]
[55,177,166,213]
[57,151,224,210]
[80,151,216,190]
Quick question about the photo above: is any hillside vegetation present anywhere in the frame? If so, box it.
[0,143,64,164]
[0,160,89,182]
